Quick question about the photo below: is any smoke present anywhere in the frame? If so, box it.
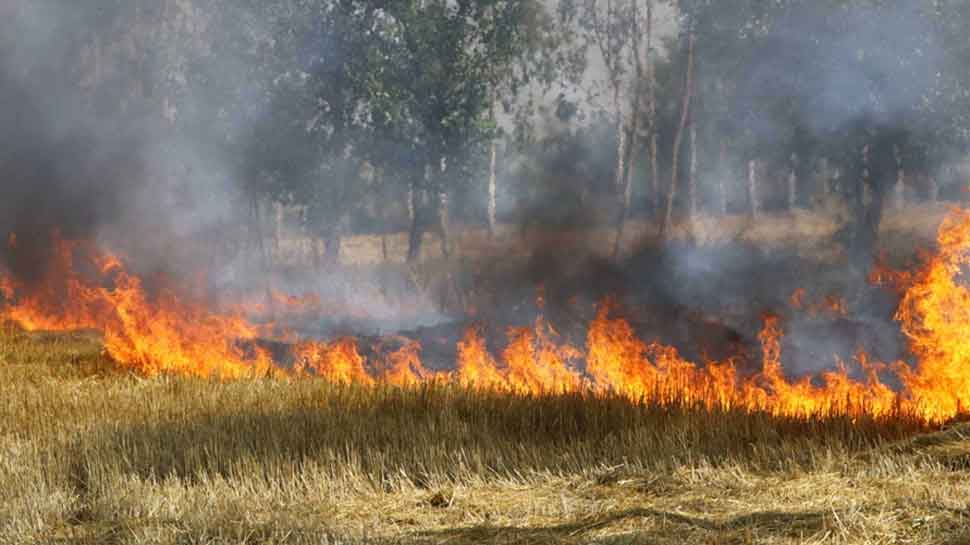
[732,1,941,145]
[0,1,947,378]
[0,9,133,279]
[0,2,250,289]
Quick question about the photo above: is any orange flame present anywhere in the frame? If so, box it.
[8,209,970,425]
[0,234,274,378]
[293,338,373,385]
[456,326,506,390]
[502,316,582,395]
[376,338,432,387]
[790,288,848,317]
[892,209,970,423]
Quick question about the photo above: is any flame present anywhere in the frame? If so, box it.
[7,209,970,425]
[586,299,657,400]
[0,233,275,379]
[293,338,373,385]
[456,325,506,390]
[583,301,898,419]
[892,209,970,423]
[375,338,433,387]
[789,288,848,317]
[455,316,582,394]
[501,316,582,395]
[237,290,323,318]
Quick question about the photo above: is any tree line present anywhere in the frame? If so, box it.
[7,0,970,270]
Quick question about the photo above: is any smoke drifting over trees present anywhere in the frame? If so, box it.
[3,0,970,292]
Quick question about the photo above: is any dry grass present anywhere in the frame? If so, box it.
[2,326,970,544]
[275,205,950,269]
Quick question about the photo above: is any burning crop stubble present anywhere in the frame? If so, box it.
[4,2,970,542]
[2,317,970,544]
[3,209,970,425]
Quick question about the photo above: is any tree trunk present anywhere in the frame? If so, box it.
[893,145,905,209]
[249,197,271,296]
[487,101,498,238]
[613,117,639,259]
[375,170,389,263]
[646,0,659,214]
[660,30,696,238]
[928,176,939,203]
[649,133,659,213]
[381,230,389,263]
[274,201,283,257]
[819,157,831,200]
[407,183,415,227]
[688,122,698,219]
[613,82,626,207]
[323,224,341,268]
[788,153,799,210]
[488,139,498,237]
[850,143,884,278]
[311,238,322,271]
[406,180,423,263]
[717,139,728,215]
[748,159,761,219]
[438,189,451,259]
[614,0,648,259]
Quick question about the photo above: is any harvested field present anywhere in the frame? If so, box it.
[3,327,970,544]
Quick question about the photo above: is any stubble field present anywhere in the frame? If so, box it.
[3,326,970,545]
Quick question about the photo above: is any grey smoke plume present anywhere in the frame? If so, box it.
[0,1,255,288]
[732,1,941,143]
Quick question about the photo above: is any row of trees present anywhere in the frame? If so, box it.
[10,0,970,269]
[188,0,566,265]
[533,0,970,269]
[657,0,970,270]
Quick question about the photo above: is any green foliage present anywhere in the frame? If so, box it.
[171,0,559,237]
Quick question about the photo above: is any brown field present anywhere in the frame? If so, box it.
[271,204,952,269]
[3,326,970,544]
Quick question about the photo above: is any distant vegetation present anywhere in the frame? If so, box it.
[5,1,970,270]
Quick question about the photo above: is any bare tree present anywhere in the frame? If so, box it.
[581,0,634,245]
[788,152,799,210]
[487,101,499,237]
[748,158,761,219]
[893,145,905,209]
[717,139,728,214]
[612,0,653,258]
[646,0,659,214]
[660,29,696,238]
[688,121,698,217]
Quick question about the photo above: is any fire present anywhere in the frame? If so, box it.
[0,233,275,379]
[456,325,506,390]
[789,288,848,317]
[380,339,430,386]
[586,299,658,400]
[501,316,582,395]
[892,209,970,423]
[455,316,583,394]
[583,305,895,419]
[293,338,373,385]
[237,290,323,318]
[6,209,970,425]
[744,314,895,419]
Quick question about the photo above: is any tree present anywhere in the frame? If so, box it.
[659,17,695,239]
[612,0,659,257]
[365,0,549,262]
